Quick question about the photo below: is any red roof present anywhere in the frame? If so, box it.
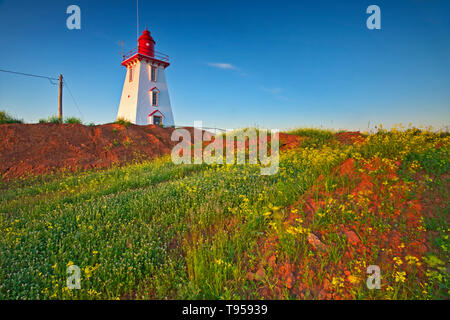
[148,110,165,118]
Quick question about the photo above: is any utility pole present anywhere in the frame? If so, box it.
[58,74,63,123]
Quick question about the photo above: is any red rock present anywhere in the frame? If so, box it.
[410,241,428,254]
[1,123,298,180]
[307,233,328,251]
[255,268,265,281]
[267,255,276,268]
[338,158,355,176]
[344,230,360,245]
[322,278,330,291]
[286,274,293,289]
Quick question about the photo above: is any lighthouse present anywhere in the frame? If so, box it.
[117,28,175,126]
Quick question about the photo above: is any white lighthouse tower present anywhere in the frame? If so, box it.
[117,28,175,126]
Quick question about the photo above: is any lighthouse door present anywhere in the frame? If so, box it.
[153,116,162,126]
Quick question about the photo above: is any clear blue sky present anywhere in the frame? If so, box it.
[0,0,449,130]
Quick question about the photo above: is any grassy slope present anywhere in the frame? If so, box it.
[0,128,448,299]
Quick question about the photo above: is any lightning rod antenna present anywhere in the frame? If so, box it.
[137,0,139,42]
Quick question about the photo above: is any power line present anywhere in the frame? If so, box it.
[63,78,84,120]
[0,68,59,85]
[1,67,84,121]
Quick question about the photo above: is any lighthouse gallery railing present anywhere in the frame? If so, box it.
[122,48,170,63]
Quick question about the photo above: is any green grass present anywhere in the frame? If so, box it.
[39,115,61,124]
[0,110,23,124]
[286,128,335,148]
[114,118,131,127]
[64,117,83,125]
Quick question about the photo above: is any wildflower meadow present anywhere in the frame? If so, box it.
[0,126,448,300]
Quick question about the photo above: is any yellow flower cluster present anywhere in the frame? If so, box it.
[331,276,345,289]
[84,264,101,279]
[394,271,406,283]
[408,160,421,173]
[286,218,310,236]
[405,255,421,266]
[393,257,403,266]
[215,259,232,268]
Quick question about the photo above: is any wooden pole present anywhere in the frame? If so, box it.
[58,74,63,123]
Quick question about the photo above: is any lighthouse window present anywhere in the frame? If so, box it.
[129,66,133,82]
[151,66,157,82]
[151,90,158,106]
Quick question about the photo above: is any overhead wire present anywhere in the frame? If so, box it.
[0,68,84,120]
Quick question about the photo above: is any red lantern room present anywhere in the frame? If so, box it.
[138,28,155,57]
[121,28,169,68]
